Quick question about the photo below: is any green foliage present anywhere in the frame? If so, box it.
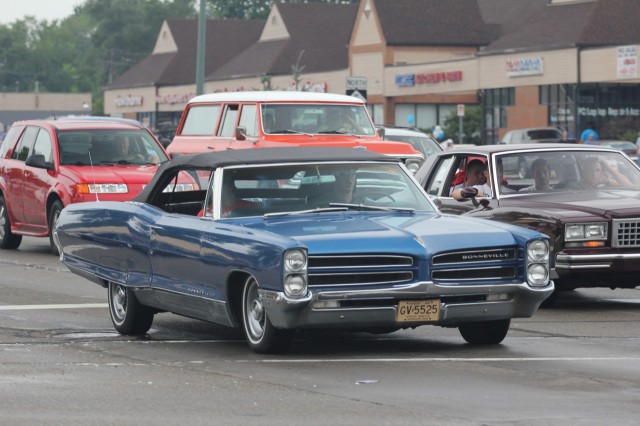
[442,105,483,145]
[208,0,358,19]
[0,0,197,112]
[0,0,357,113]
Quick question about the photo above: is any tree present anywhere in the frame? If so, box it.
[442,105,483,145]
[208,0,358,20]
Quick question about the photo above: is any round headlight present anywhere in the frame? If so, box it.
[527,264,549,287]
[284,274,307,297]
[405,161,420,174]
[284,249,307,272]
[527,239,549,262]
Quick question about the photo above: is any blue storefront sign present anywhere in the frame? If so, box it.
[395,74,415,87]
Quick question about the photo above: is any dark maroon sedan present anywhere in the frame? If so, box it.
[416,143,640,303]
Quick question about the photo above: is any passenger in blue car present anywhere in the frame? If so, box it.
[221,176,258,217]
[312,167,359,205]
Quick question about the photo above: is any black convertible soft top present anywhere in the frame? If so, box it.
[135,147,394,202]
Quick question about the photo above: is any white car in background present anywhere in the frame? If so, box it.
[377,125,442,165]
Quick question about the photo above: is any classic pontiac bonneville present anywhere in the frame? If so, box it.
[54,148,553,353]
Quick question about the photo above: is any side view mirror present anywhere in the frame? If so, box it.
[25,154,53,170]
[376,126,386,139]
[235,126,247,141]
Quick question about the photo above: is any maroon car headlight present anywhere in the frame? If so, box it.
[565,223,607,241]
[283,249,308,298]
[526,239,549,287]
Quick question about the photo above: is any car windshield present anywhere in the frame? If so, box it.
[57,129,168,165]
[496,150,640,196]
[386,134,442,157]
[527,129,561,139]
[209,162,435,218]
[261,104,376,136]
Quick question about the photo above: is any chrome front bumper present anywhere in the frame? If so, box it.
[555,252,640,270]
[260,280,554,330]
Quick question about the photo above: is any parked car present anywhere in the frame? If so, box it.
[166,91,424,173]
[598,140,639,164]
[0,117,178,254]
[415,143,640,304]
[500,127,564,145]
[376,125,442,165]
[54,147,553,353]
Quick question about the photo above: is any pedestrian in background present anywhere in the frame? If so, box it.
[580,123,599,144]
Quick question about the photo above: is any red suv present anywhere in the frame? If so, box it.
[167,91,423,172]
[0,117,173,254]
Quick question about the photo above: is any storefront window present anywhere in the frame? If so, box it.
[482,88,514,144]
[576,83,640,139]
[368,104,384,125]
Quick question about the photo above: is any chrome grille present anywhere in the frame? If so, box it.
[432,266,516,281]
[431,247,518,281]
[433,248,516,265]
[308,255,414,287]
[612,219,640,248]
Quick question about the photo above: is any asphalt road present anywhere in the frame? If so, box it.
[1,237,640,425]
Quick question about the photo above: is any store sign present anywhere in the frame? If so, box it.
[156,93,195,105]
[395,71,463,87]
[506,57,544,77]
[617,45,638,79]
[288,81,328,93]
[578,106,640,118]
[395,74,415,87]
[114,95,143,108]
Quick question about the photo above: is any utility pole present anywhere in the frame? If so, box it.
[195,0,206,96]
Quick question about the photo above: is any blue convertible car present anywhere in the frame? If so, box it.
[54,147,554,353]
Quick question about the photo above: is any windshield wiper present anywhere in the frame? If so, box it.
[271,129,313,136]
[319,130,349,134]
[264,207,348,218]
[329,203,415,213]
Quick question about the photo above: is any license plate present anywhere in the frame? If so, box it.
[396,299,441,322]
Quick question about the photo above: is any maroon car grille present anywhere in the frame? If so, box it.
[612,219,640,248]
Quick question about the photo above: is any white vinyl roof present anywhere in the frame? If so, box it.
[188,90,365,104]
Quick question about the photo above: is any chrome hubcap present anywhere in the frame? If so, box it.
[245,281,265,339]
[111,284,127,322]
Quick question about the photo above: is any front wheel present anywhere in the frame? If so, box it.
[458,319,510,345]
[48,200,63,255]
[241,276,293,354]
[0,195,22,250]
[108,281,154,335]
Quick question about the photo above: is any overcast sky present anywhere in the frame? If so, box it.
[0,0,84,25]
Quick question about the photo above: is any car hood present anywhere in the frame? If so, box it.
[59,164,159,184]
[260,136,419,156]
[499,190,640,218]
[241,212,535,258]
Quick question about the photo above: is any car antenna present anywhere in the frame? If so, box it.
[88,151,100,202]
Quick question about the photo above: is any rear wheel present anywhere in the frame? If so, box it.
[241,276,293,354]
[0,195,22,250]
[48,200,63,255]
[458,319,510,345]
[108,281,154,335]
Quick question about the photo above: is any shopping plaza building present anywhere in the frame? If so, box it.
[104,0,640,144]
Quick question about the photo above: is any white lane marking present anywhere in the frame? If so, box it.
[239,356,640,363]
[0,303,107,311]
